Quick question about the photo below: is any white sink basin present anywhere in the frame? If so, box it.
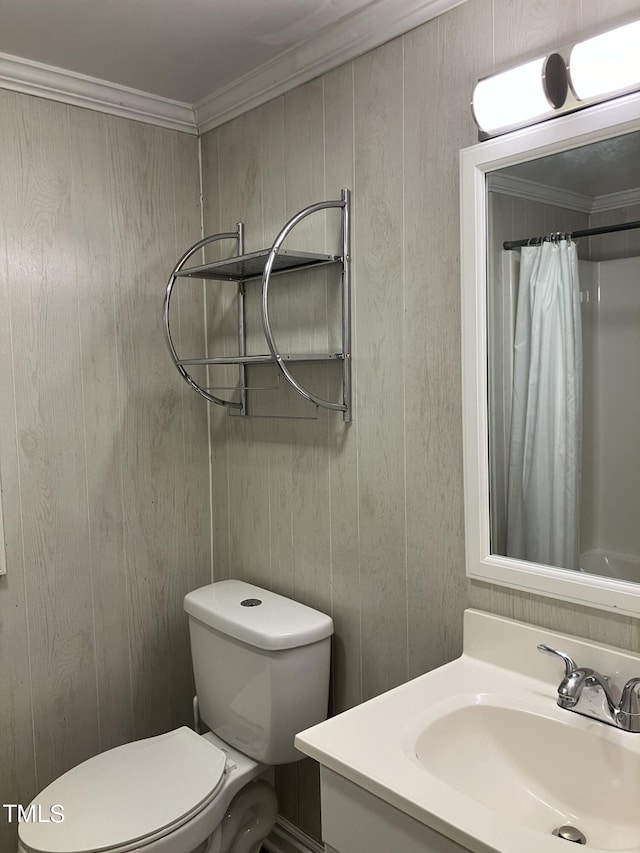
[411,693,640,850]
[296,609,640,853]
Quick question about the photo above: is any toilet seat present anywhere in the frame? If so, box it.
[19,727,227,853]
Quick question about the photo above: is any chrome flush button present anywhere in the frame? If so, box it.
[241,598,262,607]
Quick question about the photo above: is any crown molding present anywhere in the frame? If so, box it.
[0,0,465,135]
[194,0,467,134]
[487,173,594,213]
[0,51,198,134]
[488,172,640,215]
[591,186,640,213]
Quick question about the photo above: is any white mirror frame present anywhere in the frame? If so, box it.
[460,89,640,617]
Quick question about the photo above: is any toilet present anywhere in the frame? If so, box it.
[18,580,333,853]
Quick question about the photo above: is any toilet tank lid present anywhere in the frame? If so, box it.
[184,580,333,650]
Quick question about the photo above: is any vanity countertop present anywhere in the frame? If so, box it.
[295,609,640,853]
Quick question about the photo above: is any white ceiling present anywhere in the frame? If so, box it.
[0,0,379,103]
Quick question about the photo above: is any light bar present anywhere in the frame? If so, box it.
[471,18,640,139]
[472,53,567,136]
[569,20,640,101]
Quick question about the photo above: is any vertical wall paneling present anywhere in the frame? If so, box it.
[107,118,192,738]
[492,0,582,68]
[283,79,332,620]
[8,96,100,788]
[0,90,38,848]
[200,129,232,582]
[283,79,331,843]
[403,1,491,681]
[218,111,273,587]
[260,94,297,816]
[260,97,295,600]
[353,39,407,701]
[324,63,361,716]
[580,0,640,31]
[589,204,640,260]
[173,132,211,596]
[0,89,207,850]
[68,107,133,752]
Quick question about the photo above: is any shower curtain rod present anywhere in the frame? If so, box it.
[503,218,640,250]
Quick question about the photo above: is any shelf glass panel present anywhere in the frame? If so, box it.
[177,352,345,366]
[176,249,341,282]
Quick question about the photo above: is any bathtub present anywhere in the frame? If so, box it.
[580,549,640,583]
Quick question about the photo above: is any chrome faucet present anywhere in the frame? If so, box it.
[538,644,640,732]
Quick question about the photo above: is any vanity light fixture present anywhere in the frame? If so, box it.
[472,53,568,136]
[472,17,640,138]
[569,20,640,101]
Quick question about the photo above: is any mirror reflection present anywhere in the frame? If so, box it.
[487,130,640,583]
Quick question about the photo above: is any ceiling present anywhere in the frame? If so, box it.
[0,0,467,132]
[0,0,380,103]
[501,130,640,198]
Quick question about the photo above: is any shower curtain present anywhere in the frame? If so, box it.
[506,238,582,570]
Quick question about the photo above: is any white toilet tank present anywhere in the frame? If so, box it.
[184,580,333,765]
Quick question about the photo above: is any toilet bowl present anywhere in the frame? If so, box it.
[18,581,333,853]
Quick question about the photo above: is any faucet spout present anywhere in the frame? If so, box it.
[557,668,618,716]
[556,667,592,707]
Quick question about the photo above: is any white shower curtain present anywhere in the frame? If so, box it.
[506,238,582,570]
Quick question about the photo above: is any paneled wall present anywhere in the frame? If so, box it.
[2,0,640,850]
[589,203,640,259]
[0,91,209,849]
[201,0,640,841]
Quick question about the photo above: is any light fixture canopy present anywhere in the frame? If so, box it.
[569,20,640,101]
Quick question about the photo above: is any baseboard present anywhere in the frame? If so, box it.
[263,816,324,853]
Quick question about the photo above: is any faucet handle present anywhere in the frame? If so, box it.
[619,677,640,716]
[537,644,578,677]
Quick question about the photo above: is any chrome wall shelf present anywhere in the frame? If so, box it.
[163,189,351,421]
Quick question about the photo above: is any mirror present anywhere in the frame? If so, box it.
[460,90,640,617]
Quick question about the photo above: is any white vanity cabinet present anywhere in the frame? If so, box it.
[320,769,471,853]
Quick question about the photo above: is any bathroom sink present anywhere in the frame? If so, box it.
[411,693,640,850]
[296,609,640,853]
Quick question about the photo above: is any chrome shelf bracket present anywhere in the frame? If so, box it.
[164,226,244,409]
[261,189,352,422]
